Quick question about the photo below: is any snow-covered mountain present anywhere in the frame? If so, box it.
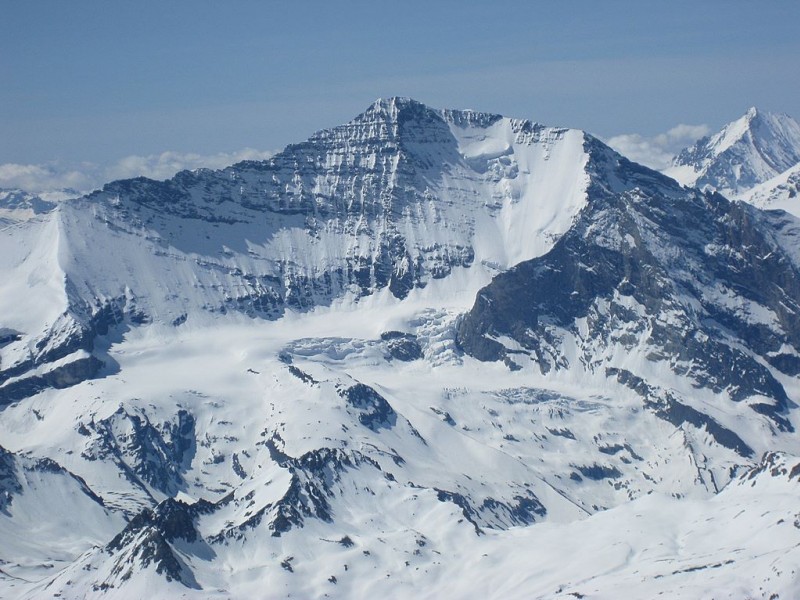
[2,98,800,599]
[0,98,590,405]
[667,107,800,206]
[742,161,800,213]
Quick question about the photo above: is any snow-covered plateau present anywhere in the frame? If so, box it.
[2,98,800,599]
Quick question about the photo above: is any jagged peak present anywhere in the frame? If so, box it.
[371,96,422,111]
[358,97,505,130]
[355,96,430,123]
[717,106,798,145]
[677,106,799,159]
[742,106,798,126]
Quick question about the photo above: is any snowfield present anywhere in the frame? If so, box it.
[2,311,799,599]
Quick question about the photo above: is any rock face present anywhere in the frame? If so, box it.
[74,97,586,315]
[80,408,196,500]
[341,383,398,432]
[668,107,800,198]
[0,353,104,405]
[381,331,423,361]
[459,139,800,430]
[0,445,22,512]
[89,99,477,306]
[103,498,203,589]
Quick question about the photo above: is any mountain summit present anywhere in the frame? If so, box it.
[667,107,800,197]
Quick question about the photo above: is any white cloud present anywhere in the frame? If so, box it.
[102,148,274,182]
[0,162,95,196]
[605,124,710,170]
[0,148,274,197]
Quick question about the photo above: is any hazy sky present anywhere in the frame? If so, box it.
[2,1,799,190]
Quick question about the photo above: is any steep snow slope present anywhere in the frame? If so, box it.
[667,107,800,200]
[743,161,800,214]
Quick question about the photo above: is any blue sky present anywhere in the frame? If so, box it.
[2,1,799,190]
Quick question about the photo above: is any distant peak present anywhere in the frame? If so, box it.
[739,106,800,131]
[712,106,798,149]
[671,105,800,195]
[349,97,433,126]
